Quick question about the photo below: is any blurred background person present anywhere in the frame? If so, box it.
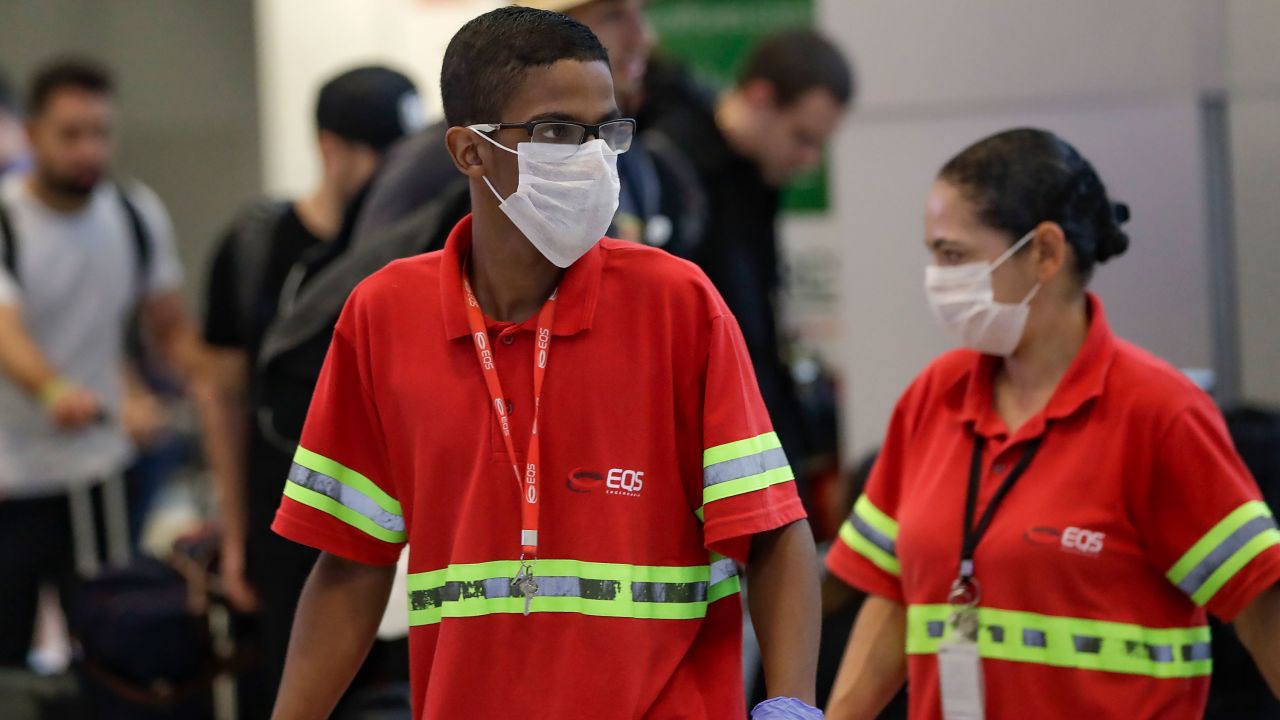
[201,64,420,718]
[0,68,30,176]
[648,28,852,513]
[824,128,1280,719]
[0,56,201,667]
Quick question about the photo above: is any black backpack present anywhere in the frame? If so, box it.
[0,183,152,295]
[255,179,469,451]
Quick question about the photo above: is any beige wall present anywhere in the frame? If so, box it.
[1227,1,1280,407]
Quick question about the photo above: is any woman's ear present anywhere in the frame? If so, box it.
[1032,221,1069,284]
[445,126,487,178]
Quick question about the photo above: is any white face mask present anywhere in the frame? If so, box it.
[924,229,1041,357]
[470,128,620,268]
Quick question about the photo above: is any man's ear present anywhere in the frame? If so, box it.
[445,126,487,178]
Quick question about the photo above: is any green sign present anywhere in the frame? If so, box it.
[648,0,826,213]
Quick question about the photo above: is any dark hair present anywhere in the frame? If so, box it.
[28,57,113,115]
[738,28,854,107]
[939,128,1130,283]
[440,6,610,128]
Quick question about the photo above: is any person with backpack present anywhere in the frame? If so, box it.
[199,65,422,712]
[0,57,199,666]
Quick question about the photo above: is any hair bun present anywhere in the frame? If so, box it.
[1112,202,1130,225]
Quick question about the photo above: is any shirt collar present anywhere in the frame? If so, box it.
[440,213,603,340]
[956,293,1118,439]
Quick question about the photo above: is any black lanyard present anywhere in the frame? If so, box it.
[959,435,1043,581]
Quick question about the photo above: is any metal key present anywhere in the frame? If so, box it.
[516,561,539,616]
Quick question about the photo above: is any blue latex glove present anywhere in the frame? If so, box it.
[751,697,824,720]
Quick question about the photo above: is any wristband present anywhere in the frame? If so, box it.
[751,697,824,720]
[37,377,73,409]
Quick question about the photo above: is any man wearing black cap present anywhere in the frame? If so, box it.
[200,65,422,712]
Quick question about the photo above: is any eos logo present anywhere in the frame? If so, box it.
[475,332,494,370]
[537,328,550,369]
[1061,527,1105,556]
[524,462,538,504]
[606,468,644,497]
[1024,526,1105,557]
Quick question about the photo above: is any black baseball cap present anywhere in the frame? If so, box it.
[315,65,424,152]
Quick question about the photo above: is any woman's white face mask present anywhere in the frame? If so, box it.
[924,230,1041,357]
[470,127,621,268]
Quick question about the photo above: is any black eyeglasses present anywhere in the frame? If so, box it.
[469,118,636,155]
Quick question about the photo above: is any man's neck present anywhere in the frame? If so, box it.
[294,181,347,242]
[468,208,563,324]
[26,174,92,213]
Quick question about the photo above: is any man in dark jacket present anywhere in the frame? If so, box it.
[647,30,853,490]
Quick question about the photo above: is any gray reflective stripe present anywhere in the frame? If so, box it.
[288,463,404,533]
[1073,636,1103,654]
[409,575,723,610]
[411,576,624,610]
[1183,643,1213,662]
[987,625,1006,643]
[703,447,790,488]
[709,557,738,586]
[1024,629,1047,648]
[850,514,896,557]
[632,581,709,604]
[1177,515,1279,596]
[1143,644,1174,663]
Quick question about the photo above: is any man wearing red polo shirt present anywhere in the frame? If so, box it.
[269,8,822,720]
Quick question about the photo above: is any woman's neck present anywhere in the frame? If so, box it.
[995,294,1090,432]
[468,209,563,323]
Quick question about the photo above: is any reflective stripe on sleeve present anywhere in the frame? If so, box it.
[284,446,405,544]
[700,432,795,509]
[406,556,740,626]
[906,605,1212,679]
[1166,501,1280,606]
[837,494,900,576]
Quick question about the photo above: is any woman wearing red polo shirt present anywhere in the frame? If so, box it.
[825,128,1280,720]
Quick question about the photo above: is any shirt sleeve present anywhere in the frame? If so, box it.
[1140,398,1280,621]
[697,313,806,564]
[125,182,185,296]
[202,230,243,348]
[271,293,405,565]
[825,385,914,603]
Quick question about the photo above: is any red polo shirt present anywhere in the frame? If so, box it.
[273,215,805,719]
[828,295,1280,720]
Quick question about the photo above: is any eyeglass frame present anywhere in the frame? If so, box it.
[469,118,637,152]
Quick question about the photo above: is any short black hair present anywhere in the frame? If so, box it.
[939,128,1131,285]
[28,56,113,115]
[441,6,610,128]
[738,28,854,107]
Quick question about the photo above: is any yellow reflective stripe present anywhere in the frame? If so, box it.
[406,557,739,626]
[293,446,401,515]
[853,494,898,541]
[906,605,1212,679]
[1191,528,1280,606]
[703,431,782,467]
[838,519,900,576]
[283,481,406,544]
[1168,501,1271,583]
[701,465,795,506]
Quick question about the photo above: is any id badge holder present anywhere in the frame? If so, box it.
[938,578,985,720]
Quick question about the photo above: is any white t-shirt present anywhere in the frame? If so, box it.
[0,174,184,497]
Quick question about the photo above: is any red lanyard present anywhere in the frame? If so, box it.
[462,274,556,562]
